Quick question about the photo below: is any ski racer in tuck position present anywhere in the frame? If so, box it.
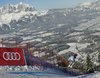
[68,53,78,68]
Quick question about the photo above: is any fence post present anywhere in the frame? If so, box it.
[26,43,30,65]
[56,55,59,68]
[44,48,47,67]
[29,43,33,66]
[48,48,52,68]
[23,49,27,65]
[32,46,35,66]
[53,53,55,67]
[51,52,54,68]
[37,46,42,67]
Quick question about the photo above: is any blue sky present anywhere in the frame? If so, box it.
[0,0,95,11]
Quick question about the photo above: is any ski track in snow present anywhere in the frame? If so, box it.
[0,66,72,78]
[0,66,99,78]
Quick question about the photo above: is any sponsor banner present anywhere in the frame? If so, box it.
[0,47,25,65]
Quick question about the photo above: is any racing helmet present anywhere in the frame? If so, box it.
[74,53,78,56]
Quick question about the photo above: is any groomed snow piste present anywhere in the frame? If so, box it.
[0,66,99,78]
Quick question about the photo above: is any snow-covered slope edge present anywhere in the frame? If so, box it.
[0,66,72,78]
[0,65,99,78]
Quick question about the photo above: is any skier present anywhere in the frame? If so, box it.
[68,53,78,68]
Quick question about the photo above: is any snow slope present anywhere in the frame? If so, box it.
[58,43,90,55]
[0,66,99,78]
[0,66,72,78]
[77,72,100,78]
[75,16,100,31]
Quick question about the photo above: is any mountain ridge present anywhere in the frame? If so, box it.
[0,2,36,15]
[1,1,100,34]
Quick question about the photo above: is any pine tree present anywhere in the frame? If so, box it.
[86,54,93,71]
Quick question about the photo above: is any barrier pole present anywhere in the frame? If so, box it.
[37,46,42,67]
[29,43,33,66]
[26,43,29,65]
[52,53,55,67]
[48,48,52,68]
[44,48,47,67]
[53,54,55,67]
[56,55,59,68]
[23,49,27,65]
[32,46,35,66]
[51,52,54,68]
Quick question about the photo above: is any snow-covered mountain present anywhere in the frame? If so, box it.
[0,2,48,33]
[1,0,100,33]
[0,2,36,15]
[1,1,100,42]
[77,0,100,10]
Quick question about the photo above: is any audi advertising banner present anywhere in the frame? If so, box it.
[0,47,25,65]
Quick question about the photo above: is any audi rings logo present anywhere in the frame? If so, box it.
[3,52,21,60]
